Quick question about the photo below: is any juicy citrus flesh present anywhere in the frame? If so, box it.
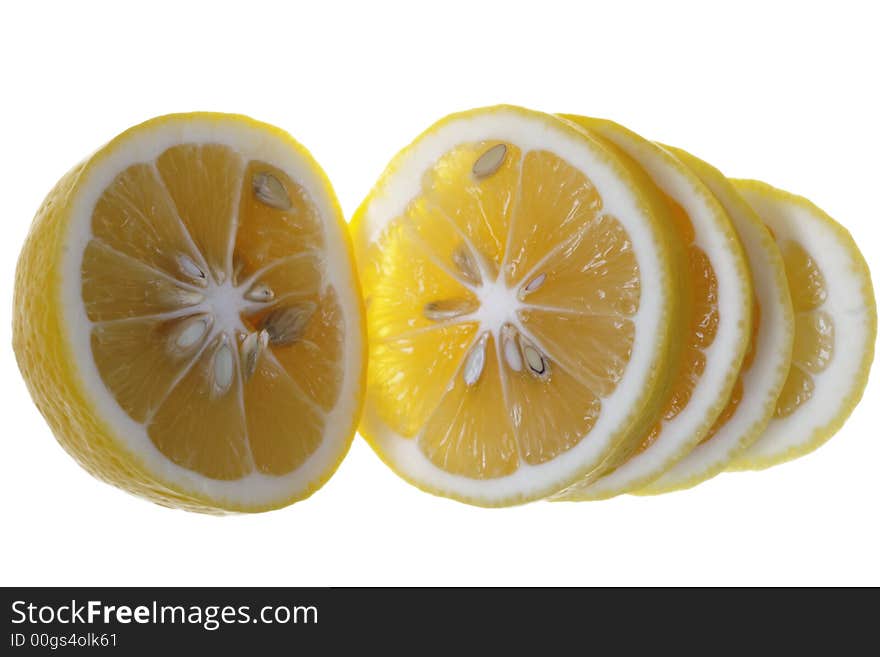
[83,145,343,480]
[773,241,833,417]
[364,140,641,480]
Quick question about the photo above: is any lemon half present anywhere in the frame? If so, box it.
[13,113,366,513]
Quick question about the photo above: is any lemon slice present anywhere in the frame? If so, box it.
[638,148,794,494]
[13,113,366,513]
[729,180,876,469]
[554,117,753,500]
[352,105,679,506]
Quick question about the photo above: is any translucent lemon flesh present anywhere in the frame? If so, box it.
[84,145,343,480]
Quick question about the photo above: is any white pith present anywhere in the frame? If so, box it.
[558,123,752,499]
[733,183,874,465]
[61,115,364,508]
[357,108,672,504]
[642,152,794,493]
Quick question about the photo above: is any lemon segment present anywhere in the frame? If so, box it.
[729,180,875,468]
[353,106,678,506]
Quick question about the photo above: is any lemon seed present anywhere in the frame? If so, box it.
[520,336,550,380]
[452,245,482,286]
[168,315,211,355]
[423,297,477,322]
[244,282,275,303]
[160,287,205,307]
[473,143,507,179]
[213,340,234,394]
[253,172,292,210]
[262,302,316,346]
[463,333,488,386]
[524,272,546,294]
[240,329,269,381]
[502,326,523,372]
[176,254,207,286]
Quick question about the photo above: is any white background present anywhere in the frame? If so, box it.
[1,0,878,586]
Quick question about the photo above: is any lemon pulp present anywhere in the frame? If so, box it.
[634,194,719,454]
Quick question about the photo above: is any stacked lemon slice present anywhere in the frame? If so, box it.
[354,105,875,506]
[13,107,875,511]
